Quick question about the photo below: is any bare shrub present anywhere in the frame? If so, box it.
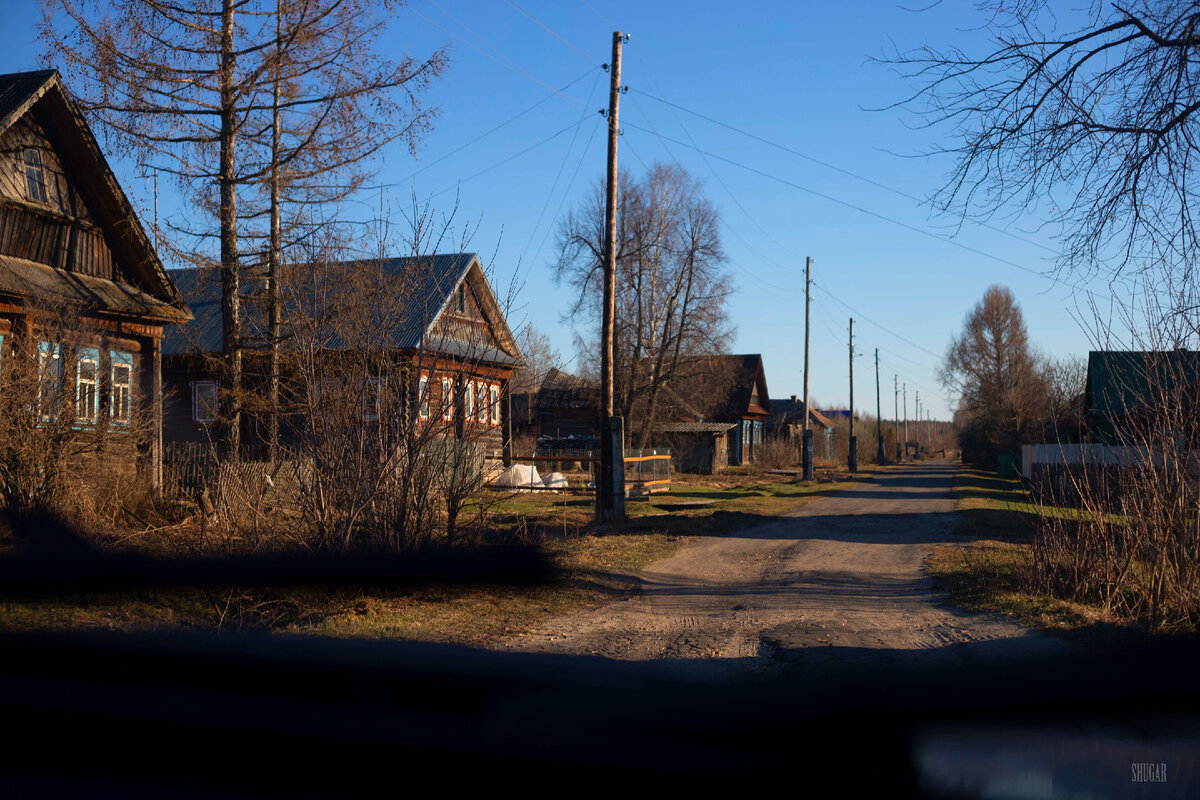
[0,299,153,532]
[1029,351,1200,631]
[755,439,798,471]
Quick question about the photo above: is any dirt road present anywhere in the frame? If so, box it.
[504,461,1071,676]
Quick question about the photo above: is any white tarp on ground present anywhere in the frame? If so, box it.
[542,472,569,489]
[494,463,543,490]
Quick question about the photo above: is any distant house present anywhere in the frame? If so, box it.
[766,396,835,437]
[766,396,836,459]
[1083,350,1200,445]
[0,70,191,488]
[1022,349,1200,493]
[161,253,522,462]
[526,367,598,442]
[652,353,772,469]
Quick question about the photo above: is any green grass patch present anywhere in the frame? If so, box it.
[928,466,1114,634]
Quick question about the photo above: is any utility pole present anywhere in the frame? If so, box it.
[915,392,921,458]
[597,31,627,523]
[894,374,901,461]
[875,348,884,465]
[848,318,857,472]
[903,383,908,461]
[802,256,813,481]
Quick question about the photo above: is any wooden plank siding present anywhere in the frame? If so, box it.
[0,115,120,280]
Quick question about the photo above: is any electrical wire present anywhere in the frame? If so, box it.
[630,87,1062,258]
[619,120,1114,304]
[519,69,605,272]
[393,66,600,188]
[431,116,598,199]
[503,0,598,65]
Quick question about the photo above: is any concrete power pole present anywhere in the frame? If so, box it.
[894,373,901,461]
[903,383,908,461]
[802,256,813,481]
[597,31,626,523]
[848,318,857,472]
[875,348,884,465]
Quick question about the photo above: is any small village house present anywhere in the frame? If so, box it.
[1022,349,1200,496]
[652,353,772,471]
[161,252,523,468]
[766,396,836,458]
[519,366,598,442]
[0,70,191,490]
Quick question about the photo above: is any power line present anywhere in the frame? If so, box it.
[503,0,598,65]
[815,280,942,359]
[630,87,1062,258]
[414,1,591,108]
[529,113,604,270]
[620,120,1112,302]
[626,43,806,269]
[395,66,599,187]
[432,116,599,199]
[520,69,605,270]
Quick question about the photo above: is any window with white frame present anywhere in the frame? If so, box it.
[490,384,500,426]
[418,374,430,420]
[442,377,453,421]
[23,148,48,203]
[110,350,132,424]
[37,341,62,421]
[464,381,474,422]
[75,347,99,423]
[192,381,218,424]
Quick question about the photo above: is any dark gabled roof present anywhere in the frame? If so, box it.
[1085,350,1200,419]
[535,367,596,409]
[0,70,189,322]
[163,253,522,367]
[766,398,835,430]
[675,353,771,420]
[0,70,56,125]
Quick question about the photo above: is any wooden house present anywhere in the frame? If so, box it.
[1083,350,1200,445]
[527,367,599,441]
[652,353,772,469]
[766,396,836,457]
[0,70,191,488]
[161,253,523,462]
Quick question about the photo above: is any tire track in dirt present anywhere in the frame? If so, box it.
[502,462,1072,676]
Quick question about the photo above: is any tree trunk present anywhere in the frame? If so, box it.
[219,0,242,461]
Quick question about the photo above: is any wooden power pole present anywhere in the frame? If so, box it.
[875,348,883,464]
[915,392,920,458]
[894,373,901,461]
[597,31,626,522]
[848,317,857,472]
[802,256,813,481]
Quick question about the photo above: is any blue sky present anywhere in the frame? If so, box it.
[4,1,1118,420]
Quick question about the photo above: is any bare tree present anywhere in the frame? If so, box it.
[510,324,562,398]
[940,284,1047,465]
[0,299,153,528]
[554,163,734,446]
[891,1,1200,291]
[42,0,448,457]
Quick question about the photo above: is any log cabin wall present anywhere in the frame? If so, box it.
[0,114,120,281]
